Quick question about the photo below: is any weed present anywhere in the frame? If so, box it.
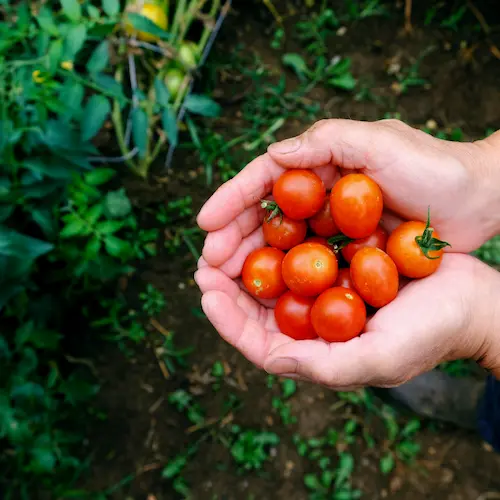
[139,283,166,316]
[169,389,205,426]
[229,426,280,471]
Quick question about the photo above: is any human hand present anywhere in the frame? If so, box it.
[196,119,500,386]
[195,254,500,388]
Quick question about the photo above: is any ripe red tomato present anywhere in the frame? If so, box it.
[311,287,366,342]
[308,196,339,237]
[341,225,388,263]
[262,214,307,250]
[273,169,325,220]
[275,291,317,340]
[350,248,399,308]
[387,220,449,278]
[242,247,287,299]
[282,242,338,297]
[334,268,354,289]
[330,174,383,239]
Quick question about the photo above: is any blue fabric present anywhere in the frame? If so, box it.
[478,375,500,451]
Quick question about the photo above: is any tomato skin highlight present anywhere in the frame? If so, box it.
[311,287,366,342]
[262,215,307,251]
[334,268,355,290]
[282,242,338,297]
[330,174,383,239]
[308,196,339,237]
[275,291,317,340]
[242,247,287,299]
[341,225,388,263]
[273,170,326,220]
[386,221,444,278]
[350,247,399,308]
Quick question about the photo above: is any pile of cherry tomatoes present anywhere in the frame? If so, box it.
[242,169,450,343]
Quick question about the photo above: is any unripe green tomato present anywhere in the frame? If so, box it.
[164,68,185,98]
[178,41,198,69]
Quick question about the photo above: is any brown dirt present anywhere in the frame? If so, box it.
[81,2,500,499]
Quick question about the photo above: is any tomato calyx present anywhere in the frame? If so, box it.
[261,199,282,223]
[415,208,451,260]
[327,234,354,253]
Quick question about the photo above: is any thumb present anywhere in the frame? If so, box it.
[268,119,399,171]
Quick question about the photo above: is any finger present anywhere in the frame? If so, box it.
[201,290,292,368]
[268,119,394,171]
[202,204,265,267]
[380,209,405,234]
[197,154,283,232]
[218,226,265,279]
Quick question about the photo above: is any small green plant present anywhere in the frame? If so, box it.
[229,426,280,471]
[139,283,166,316]
[169,389,205,426]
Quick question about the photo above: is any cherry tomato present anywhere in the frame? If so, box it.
[262,214,307,251]
[273,170,326,220]
[341,225,388,263]
[275,291,317,340]
[350,248,399,308]
[334,268,354,289]
[387,220,449,278]
[282,242,338,297]
[308,196,339,237]
[242,247,287,299]
[311,287,366,342]
[330,174,383,239]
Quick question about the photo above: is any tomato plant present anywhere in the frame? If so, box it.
[334,268,355,289]
[282,243,338,296]
[350,248,399,308]
[387,214,450,278]
[275,292,317,340]
[124,2,168,42]
[262,214,307,250]
[311,287,366,342]
[308,195,339,237]
[242,247,288,299]
[272,170,326,220]
[341,225,388,263]
[330,174,383,238]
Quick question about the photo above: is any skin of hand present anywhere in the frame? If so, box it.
[195,119,500,388]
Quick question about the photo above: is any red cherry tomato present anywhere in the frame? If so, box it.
[242,247,287,299]
[273,169,325,220]
[341,226,388,263]
[350,248,399,308]
[334,268,354,289]
[262,214,307,250]
[330,174,383,239]
[282,242,338,297]
[311,287,366,342]
[308,196,339,237]
[275,291,317,340]
[387,221,448,278]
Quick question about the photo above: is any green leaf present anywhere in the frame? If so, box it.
[85,204,104,225]
[61,0,82,22]
[154,76,170,107]
[132,108,148,159]
[105,235,132,258]
[103,188,132,218]
[0,226,53,259]
[60,375,99,405]
[96,220,124,234]
[81,95,111,141]
[36,6,59,36]
[30,447,56,474]
[162,108,178,147]
[380,453,395,475]
[64,24,88,60]
[92,73,125,101]
[401,418,420,437]
[60,218,88,238]
[184,94,221,117]
[281,379,296,399]
[335,453,354,488]
[126,12,170,40]
[329,73,356,91]
[85,168,116,185]
[48,39,63,73]
[23,158,73,180]
[87,41,110,74]
[0,335,10,359]
[84,237,101,260]
[102,0,120,16]
[282,53,310,81]
[162,454,187,479]
[304,473,322,491]
[59,81,85,121]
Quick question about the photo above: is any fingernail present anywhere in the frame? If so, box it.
[268,136,301,154]
[266,357,298,375]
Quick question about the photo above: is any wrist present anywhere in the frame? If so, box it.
[469,131,500,240]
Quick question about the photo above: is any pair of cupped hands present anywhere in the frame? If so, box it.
[195,119,500,389]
